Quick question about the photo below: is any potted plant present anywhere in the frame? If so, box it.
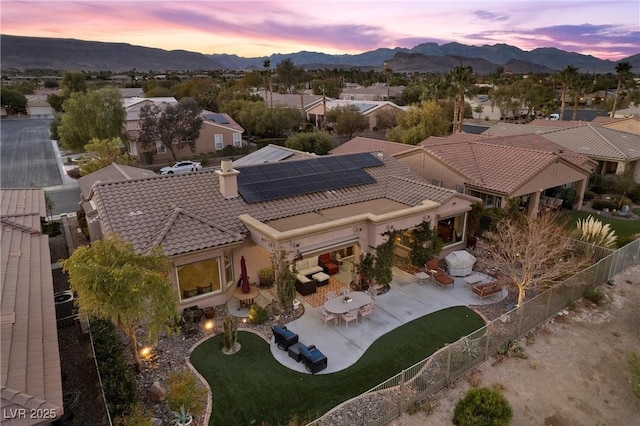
[171,404,193,426]
[203,306,215,319]
[269,299,281,321]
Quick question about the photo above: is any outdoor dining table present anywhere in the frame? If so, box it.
[324,291,373,315]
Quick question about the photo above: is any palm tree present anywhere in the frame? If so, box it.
[263,59,272,107]
[571,73,591,121]
[448,65,474,132]
[557,65,578,121]
[611,62,632,118]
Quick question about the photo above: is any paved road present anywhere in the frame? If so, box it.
[1,118,62,187]
[1,118,81,216]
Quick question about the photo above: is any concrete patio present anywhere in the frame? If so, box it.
[266,267,506,374]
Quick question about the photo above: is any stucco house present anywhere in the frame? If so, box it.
[25,95,55,119]
[85,150,479,310]
[1,189,64,424]
[483,122,640,181]
[332,134,595,216]
[306,100,406,131]
[593,115,640,136]
[124,97,245,163]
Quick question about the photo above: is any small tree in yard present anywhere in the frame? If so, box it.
[409,221,443,268]
[372,230,397,288]
[61,236,178,372]
[326,105,369,139]
[79,137,135,175]
[481,213,591,307]
[272,246,297,312]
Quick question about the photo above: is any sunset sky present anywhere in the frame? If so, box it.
[2,0,638,60]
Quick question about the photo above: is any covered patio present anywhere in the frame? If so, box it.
[268,266,506,374]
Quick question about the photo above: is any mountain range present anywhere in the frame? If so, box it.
[1,34,638,74]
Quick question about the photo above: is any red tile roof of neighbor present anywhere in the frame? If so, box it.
[1,189,63,423]
[541,124,640,160]
[422,134,594,195]
[92,152,462,256]
[330,137,419,156]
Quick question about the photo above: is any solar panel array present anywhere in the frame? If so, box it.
[233,145,294,167]
[203,113,230,124]
[237,153,383,203]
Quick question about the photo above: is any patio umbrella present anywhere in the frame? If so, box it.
[240,256,250,293]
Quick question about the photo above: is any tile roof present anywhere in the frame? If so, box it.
[0,188,46,233]
[92,152,458,255]
[78,163,158,200]
[0,189,63,423]
[330,137,420,156]
[541,124,640,160]
[423,135,589,194]
[233,144,313,167]
[482,122,563,136]
[528,119,590,127]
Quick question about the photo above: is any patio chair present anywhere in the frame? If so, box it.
[320,308,336,328]
[299,344,328,374]
[271,325,299,351]
[425,260,455,288]
[358,303,374,322]
[325,291,337,301]
[340,309,359,329]
[339,287,351,295]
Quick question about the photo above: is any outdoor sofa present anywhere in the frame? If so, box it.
[472,281,504,299]
[272,325,299,350]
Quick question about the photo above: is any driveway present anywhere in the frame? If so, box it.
[0,118,62,188]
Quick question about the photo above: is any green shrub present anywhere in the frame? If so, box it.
[629,352,640,400]
[616,233,640,248]
[497,340,527,359]
[591,185,606,194]
[628,186,640,203]
[583,191,596,201]
[90,319,138,419]
[591,199,617,211]
[453,387,513,426]
[166,369,206,416]
[248,304,268,324]
[584,286,605,305]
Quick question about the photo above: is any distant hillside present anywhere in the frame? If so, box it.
[1,34,637,73]
[0,35,222,71]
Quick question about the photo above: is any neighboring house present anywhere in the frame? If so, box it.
[0,188,64,425]
[332,134,595,216]
[339,83,405,101]
[263,91,326,111]
[596,116,640,135]
[87,150,479,309]
[540,125,640,181]
[483,121,640,181]
[25,95,54,119]
[306,100,406,131]
[124,97,245,163]
[198,111,245,153]
[119,88,145,98]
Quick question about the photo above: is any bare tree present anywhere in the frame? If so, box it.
[480,213,591,307]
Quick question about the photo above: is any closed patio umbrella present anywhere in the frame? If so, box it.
[240,256,250,293]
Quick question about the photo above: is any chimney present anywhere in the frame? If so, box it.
[216,160,239,199]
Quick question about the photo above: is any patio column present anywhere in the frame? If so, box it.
[528,191,541,217]
[574,178,587,211]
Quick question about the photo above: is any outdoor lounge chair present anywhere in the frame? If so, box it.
[319,253,339,275]
[299,344,328,373]
[425,260,455,287]
[472,281,504,299]
[272,325,299,351]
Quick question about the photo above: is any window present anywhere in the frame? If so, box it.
[233,133,241,147]
[437,214,465,246]
[156,141,166,154]
[177,258,222,300]
[223,252,233,285]
[129,141,138,156]
[431,179,442,187]
[456,185,465,194]
[468,190,502,208]
[395,230,415,248]
[214,134,223,150]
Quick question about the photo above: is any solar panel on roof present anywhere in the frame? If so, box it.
[209,113,230,124]
[237,152,383,203]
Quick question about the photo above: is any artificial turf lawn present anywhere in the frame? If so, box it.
[562,211,640,238]
[190,305,484,426]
